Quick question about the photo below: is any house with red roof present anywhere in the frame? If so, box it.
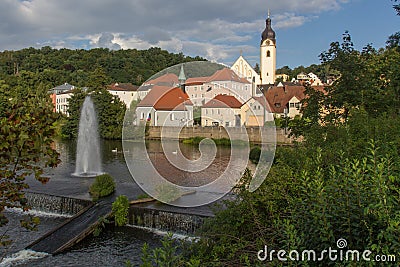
[136,86,193,127]
[240,96,274,126]
[138,73,180,101]
[185,68,253,107]
[201,94,243,127]
[262,85,325,118]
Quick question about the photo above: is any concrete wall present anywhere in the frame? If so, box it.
[147,126,294,144]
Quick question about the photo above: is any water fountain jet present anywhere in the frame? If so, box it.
[72,96,104,177]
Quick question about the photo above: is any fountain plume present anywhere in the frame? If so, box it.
[72,96,103,177]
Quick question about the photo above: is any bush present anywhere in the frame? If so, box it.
[112,195,130,226]
[89,174,115,201]
[249,146,261,163]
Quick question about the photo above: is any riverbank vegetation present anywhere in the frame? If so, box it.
[136,13,400,266]
[112,195,130,227]
[89,174,116,201]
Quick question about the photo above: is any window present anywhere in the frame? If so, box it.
[141,112,144,120]
[290,103,294,108]
[267,50,271,57]
[225,122,230,127]
[170,113,175,121]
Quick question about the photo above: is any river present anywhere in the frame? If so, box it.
[1,139,252,266]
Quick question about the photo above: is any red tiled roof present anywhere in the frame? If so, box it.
[263,85,326,113]
[154,87,193,111]
[263,86,306,113]
[206,68,250,84]
[185,76,209,85]
[145,73,179,86]
[203,94,242,109]
[137,86,171,107]
[108,83,139,91]
[138,86,193,111]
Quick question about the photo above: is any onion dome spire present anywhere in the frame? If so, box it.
[261,9,276,44]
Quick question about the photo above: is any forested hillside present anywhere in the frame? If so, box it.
[0,46,205,88]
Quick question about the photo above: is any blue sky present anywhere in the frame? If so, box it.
[274,0,399,68]
[0,0,398,69]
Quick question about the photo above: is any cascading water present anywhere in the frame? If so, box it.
[72,96,104,177]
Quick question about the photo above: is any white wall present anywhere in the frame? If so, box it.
[201,107,241,127]
[260,39,276,84]
[185,81,251,107]
[56,93,72,115]
[155,108,193,127]
[108,90,138,107]
[287,96,301,118]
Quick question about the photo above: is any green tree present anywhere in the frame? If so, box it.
[386,32,400,50]
[0,80,60,244]
[61,88,86,139]
[392,0,400,15]
[90,88,126,139]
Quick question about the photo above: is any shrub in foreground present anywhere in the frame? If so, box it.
[89,174,115,201]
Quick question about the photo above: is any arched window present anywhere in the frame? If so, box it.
[267,50,271,57]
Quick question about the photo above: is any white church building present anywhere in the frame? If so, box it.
[231,11,276,87]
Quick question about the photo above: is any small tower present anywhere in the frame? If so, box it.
[260,10,276,85]
[178,64,187,92]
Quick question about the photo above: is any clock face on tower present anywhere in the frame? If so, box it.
[265,40,270,46]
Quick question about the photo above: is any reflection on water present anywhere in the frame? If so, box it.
[145,141,231,187]
[39,139,254,196]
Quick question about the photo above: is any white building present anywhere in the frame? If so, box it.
[107,83,139,107]
[241,96,273,127]
[136,86,193,127]
[201,94,243,127]
[137,73,180,101]
[49,83,75,94]
[55,90,73,115]
[231,55,261,85]
[185,68,252,107]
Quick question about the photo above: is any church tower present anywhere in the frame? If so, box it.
[260,10,276,85]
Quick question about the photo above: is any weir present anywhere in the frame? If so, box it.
[25,195,111,255]
[24,193,215,255]
[129,201,214,235]
[24,192,91,216]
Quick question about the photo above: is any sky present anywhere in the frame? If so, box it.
[0,0,398,69]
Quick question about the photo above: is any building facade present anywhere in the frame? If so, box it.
[107,83,139,107]
[201,94,242,127]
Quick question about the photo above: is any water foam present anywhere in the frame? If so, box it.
[5,207,72,218]
[0,249,48,266]
[127,224,199,242]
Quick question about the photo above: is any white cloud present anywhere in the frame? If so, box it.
[0,0,351,64]
[273,13,316,29]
